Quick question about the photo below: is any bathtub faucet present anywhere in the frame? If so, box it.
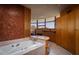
[16,44,20,47]
[11,44,20,47]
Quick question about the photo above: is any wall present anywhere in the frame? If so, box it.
[56,5,79,54]
[0,5,31,42]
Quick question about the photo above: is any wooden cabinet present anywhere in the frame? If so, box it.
[35,29,56,42]
[42,29,56,42]
[75,31,79,54]
[50,31,56,42]
[56,9,76,54]
[56,17,62,45]
[61,15,69,49]
[75,7,79,54]
[67,11,75,54]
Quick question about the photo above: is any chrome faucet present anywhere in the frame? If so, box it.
[12,45,14,47]
[11,44,20,47]
[16,44,20,47]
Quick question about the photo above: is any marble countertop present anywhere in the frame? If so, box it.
[31,35,50,41]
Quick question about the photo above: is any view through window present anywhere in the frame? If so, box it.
[31,17,55,29]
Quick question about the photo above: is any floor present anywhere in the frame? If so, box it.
[48,41,72,55]
[25,41,72,55]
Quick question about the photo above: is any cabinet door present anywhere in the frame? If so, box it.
[75,30,79,54]
[61,15,68,49]
[67,11,75,54]
[56,17,62,45]
[50,32,56,42]
[75,7,79,54]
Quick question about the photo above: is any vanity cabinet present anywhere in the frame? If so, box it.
[35,29,56,42]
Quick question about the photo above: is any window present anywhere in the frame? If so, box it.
[31,23,37,28]
[46,22,55,29]
[46,17,55,29]
[31,17,55,29]
[38,19,45,28]
[31,19,37,29]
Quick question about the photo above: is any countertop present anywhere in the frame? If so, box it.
[31,35,50,41]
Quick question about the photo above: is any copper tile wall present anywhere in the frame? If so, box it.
[0,5,30,41]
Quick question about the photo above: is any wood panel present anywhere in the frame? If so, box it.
[75,7,79,54]
[61,14,68,49]
[56,8,76,54]
[67,11,75,54]
[56,17,62,45]
[50,32,56,42]
[75,31,79,54]
[43,30,56,42]
[24,8,31,37]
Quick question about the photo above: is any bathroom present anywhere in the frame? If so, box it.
[0,4,79,55]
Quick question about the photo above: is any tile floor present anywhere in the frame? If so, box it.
[25,41,72,55]
[48,41,72,55]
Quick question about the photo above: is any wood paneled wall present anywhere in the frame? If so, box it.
[75,7,79,54]
[24,7,31,37]
[0,5,31,42]
[56,5,79,54]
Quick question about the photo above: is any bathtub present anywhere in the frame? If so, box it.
[0,37,45,55]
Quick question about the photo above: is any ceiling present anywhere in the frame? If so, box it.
[22,4,69,19]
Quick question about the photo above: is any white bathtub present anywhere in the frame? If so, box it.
[0,38,45,55]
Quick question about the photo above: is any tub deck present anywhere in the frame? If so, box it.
[0,36,49,55]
